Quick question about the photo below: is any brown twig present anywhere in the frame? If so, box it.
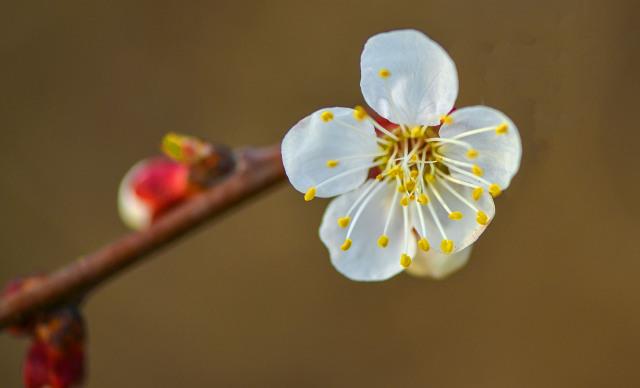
[0,145,285,330]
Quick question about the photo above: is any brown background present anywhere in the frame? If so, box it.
[1,1,639,387]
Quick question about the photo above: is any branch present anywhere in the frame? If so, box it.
[0,145,285,329]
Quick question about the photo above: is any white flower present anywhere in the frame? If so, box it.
[282,29,522,281]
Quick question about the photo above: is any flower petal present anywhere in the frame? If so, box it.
[360,29,458,126]
[412,177,494,254]
[439,106,522,190]
[406,245,472,279]
[282,107,380,198]
[319,181,417,281]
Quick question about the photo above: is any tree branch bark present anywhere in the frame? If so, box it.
[0,145,284,329]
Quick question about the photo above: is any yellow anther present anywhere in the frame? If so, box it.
[337,216,350,228]
[410,170,419,178]
[441,239,454,254]
[476,211,488,225]
[488,184,502,198]
[320,110,334,122]
[326,159,339,168]
[440,115,453,125]
[404,180,416,193]
[400,195,410,207]
[472,187,483,201]
[448,211,463,220]
[425,174,436,183]
[375,173,384,181]
[353,105,367,121]
[466,149,479,159]
[472,165,484,176]
[340,238,352,251]
[410,154,418,162]
[397,184,405,193]
[410,126,422,138]
[495,123,508,135]
[409,193,415,201]
[417,193,430,205]
[418,238,430,252]
[400,253,412,268]
[377,235,389,248]
[304,187,316,201]
[378,68,391,78]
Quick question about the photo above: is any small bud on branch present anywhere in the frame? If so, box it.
[0,144,284,330]
[3,276,86,388]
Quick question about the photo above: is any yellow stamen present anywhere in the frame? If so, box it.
[410,170,419,178]
[326,159,339,168]
[418,238,430,252]
[337,216,350,228]
[353,105,367,121]
[375,174,384,181]
[341,238,352,251]
[417,193,430,205]
[304,187,316,201]
[397,184,405,193]
[377,235,389,248]
[472,165,484,176]
[400,253,412,268]
[476,211,488,225]
[440,115,453,125]
[320,110,334,122]
[410,126,422,138]
[448,211,463,220]
[425,174,436,183]
[488,184,502,198]
[389,166,402,177]
[496,123,508,135]
[466,149,479,159]
[400,195,410,207]
[404,180,416,193]
[441,239,454,254]
[378,68,391,78]
[472,187,483,201]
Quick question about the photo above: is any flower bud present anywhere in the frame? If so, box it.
[2,276,86,388]
[24,307,86,388]
[118,157,190,230]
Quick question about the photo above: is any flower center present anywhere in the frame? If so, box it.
[375,124,442,194]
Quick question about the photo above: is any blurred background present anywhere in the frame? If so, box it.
[1,0,639,387]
